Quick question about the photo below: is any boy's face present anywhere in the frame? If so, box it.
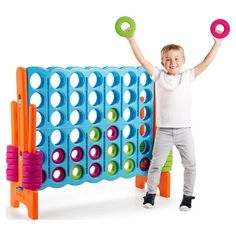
[162,49,185,76]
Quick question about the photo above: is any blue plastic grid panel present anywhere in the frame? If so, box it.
[26,66,154,189]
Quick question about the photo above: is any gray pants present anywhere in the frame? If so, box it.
[147,127,196,196]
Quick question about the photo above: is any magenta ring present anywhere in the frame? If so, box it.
[51,148,65,164]
[89,145,101,160]
[52,167,65,182]
[210,19,230,39]
[7,145,18,153]
[70,146,83,162]
[89,163,101,178]
[106,126,119,141]
[139,157,150,171]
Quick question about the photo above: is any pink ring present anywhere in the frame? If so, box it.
[52,167,65,182]
[70,146,83,162]
[89,163,101,178]
[89,145,101,160]
[210,19,230,39]
[51,148,65,164]
[106,126,119,141]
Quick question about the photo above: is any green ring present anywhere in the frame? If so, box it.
[89,127,101,142]
[71,165,84,180]
[106,108,118,123]
[106,161,118,175]
[123,142,135,156]
[123,159,135,174]
[106,144,118,158]
[115,16,136,38]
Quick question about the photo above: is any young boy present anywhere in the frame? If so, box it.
[125,29,222,211]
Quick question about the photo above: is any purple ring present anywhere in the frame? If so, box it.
[51,148,65,164]
[89,145,101,160]
[89,163,101,178]
[210,19,230,39]
[70,146,83,162]
[106,126,119,141]
[52,167,65,182]
[139,157,150,171]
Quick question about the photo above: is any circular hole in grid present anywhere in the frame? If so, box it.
[123,90,136,104]
[106,126,119,141]
[123,72,136,86]
[51,148,65,164]
[71,165,84,180]
[88,72,102,88]
[70,128,81,143]
[89,145,101,160]
[51,129,63,145]
[123,107,135,122]
[89,163,101,178]
[123,159,135,174]
[36,111,43,127]
[51,111,63,126]
[88,109,101,124]
[123,142,135,156]
[70,147,83,162]
[106,108,118,123]
[140,106,151,120]
[139,124,151,137]
[106,161,118,176]
[52,167,65,182]
[89,91,101,106]
[50,73,62,89]
[139,157,150,171]
[140,72,149,86]
[70,72,84,88]
[107,144,118,158]
[139,140,150,154]
[89,127,101,142]
[36,130,44,146]
[140,89,152,103]
[30,73,42,89]
[70,91,80,107]
[51,92,63,108]
[106,90,119,105]
[123,124,135,139]
[70,110,80,125]
[30,92,43,107]
[88,73,97,88]
[106,72,119,87]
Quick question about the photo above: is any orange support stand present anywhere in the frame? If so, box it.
[135,172,170,198]
[10,67,39,220]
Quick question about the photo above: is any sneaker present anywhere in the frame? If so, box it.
[143,192,156,209]
[179,195,195,211]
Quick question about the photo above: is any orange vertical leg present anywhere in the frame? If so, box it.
[158,172,170,198]
[135,176,147,189]
[136,173,170,197]
[9,67,39,220]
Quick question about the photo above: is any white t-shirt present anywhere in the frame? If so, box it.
[151,67,196,127]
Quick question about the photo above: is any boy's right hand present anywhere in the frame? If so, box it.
[124,27,135,40]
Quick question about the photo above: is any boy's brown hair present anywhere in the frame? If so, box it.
[161,44,185,63]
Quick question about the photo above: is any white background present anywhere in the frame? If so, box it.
[1,0,236,234]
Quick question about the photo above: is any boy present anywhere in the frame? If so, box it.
[125,28,222,211]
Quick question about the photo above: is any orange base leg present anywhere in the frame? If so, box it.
[135,172,171,198]
[158,172,170,198]
[10,182,39,219]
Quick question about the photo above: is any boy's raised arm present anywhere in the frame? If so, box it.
[127,34,154,76]
[194,37,222,77]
